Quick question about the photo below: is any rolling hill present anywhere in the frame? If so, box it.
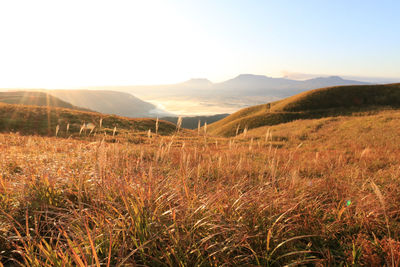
[207,83,400,136]
[244,109,400,149]
[0,91,90,111]
[0,102,177,136]
[47,89,171,118]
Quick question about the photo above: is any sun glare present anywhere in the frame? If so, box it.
[0,0,241,88]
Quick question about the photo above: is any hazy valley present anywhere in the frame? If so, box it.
[86,74,368,116]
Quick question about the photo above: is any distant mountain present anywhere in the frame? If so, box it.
[0,91,90,111]
[86,75,369,115]
[47,90,171,118]
[182,78,213,87]
[1,75,371,117]
[93,74,368,98]
[214,74,369,97]
[214,74,301,96]
[301,76,366,92]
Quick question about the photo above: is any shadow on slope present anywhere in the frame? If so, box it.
[208,84,400,137]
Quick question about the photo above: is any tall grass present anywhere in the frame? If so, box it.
[1,111,400,265]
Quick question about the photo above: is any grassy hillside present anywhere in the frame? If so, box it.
[1,110,400,265]
[244,109,400,148]
[208,83,400,136]
[0,102,177,136]
[0,91,90,111]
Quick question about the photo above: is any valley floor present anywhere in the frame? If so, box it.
[1,111,400,266]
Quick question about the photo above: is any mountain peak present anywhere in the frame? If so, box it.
[310,76,344,81]
[234,74,271,80]
[183,78,212,85]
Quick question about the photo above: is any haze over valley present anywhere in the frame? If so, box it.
[1,74,375,120]
[84,74,370,116]
[1,1,400,265]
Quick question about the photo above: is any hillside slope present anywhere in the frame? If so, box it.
[48,90,170,118]
[2,108,400,265]
[0,91,90,111]
[245,110,400,149]
[0,102,177,136]
[208,83,400,136]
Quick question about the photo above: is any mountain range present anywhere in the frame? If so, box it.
[87,75,370,115]
[0,75,372,119]
[90,74,368,97]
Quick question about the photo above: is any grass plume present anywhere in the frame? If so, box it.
[1,109,400,265]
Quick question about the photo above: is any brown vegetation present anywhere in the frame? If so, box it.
[1,109,400,265]
[0,102,176,136]
[208,83,400,137]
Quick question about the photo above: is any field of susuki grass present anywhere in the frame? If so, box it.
[1,110,400,266]
[0,102,177,137]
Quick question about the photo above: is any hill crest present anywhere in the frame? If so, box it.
[207,83,400,136]
[0,91,90,111]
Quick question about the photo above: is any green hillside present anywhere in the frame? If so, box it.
[0,102,177,136]
[208,83,400,136]
[0,91,90,111]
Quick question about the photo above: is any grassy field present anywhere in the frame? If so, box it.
[1,109,400,266]
[0,102,177,137]
[208,83,400,137]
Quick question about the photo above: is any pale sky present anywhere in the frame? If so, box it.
[0,0,399,88]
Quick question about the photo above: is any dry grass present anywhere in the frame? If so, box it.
[208,83,400,136]
[1,110,400,265]
[0,102,177,137]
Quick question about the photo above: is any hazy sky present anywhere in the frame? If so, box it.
[0,0,399,88]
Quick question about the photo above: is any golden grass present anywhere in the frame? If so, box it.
[0,102,177,136]
[1,110,400,265]
[208,83,400,137]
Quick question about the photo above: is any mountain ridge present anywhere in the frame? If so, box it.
[0,74,375,117]
[84,74,369,95]
[83,74,370,115]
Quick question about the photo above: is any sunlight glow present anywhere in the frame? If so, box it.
[0,0,238,88]
[0,0,399,88]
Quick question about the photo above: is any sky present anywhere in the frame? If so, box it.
[0,0,399,88]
